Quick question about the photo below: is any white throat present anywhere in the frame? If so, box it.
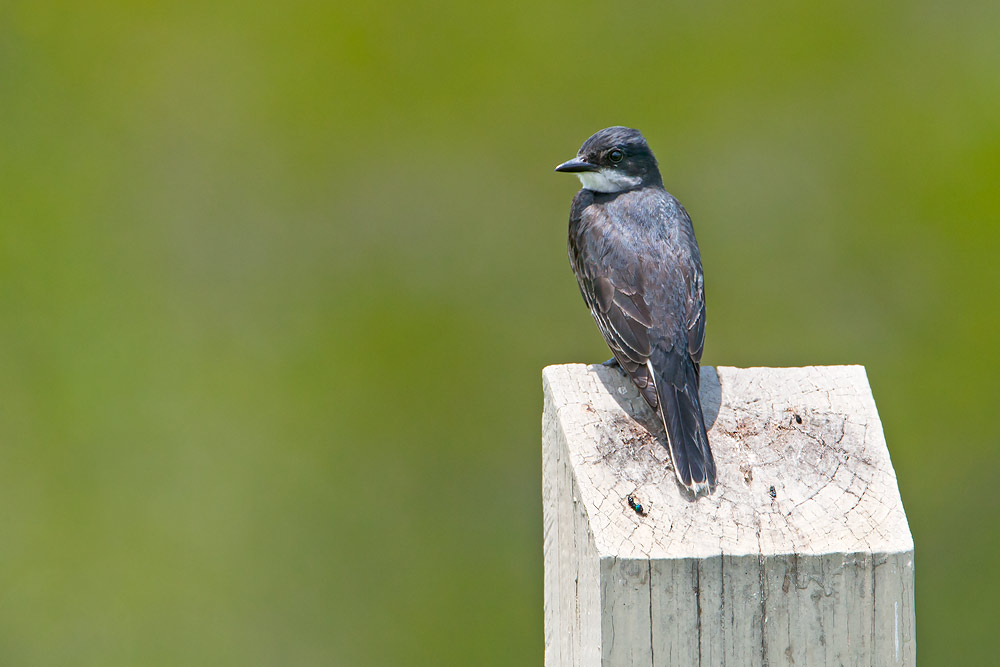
[577,168,641,193]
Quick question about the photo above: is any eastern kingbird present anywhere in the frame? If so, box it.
[555,127,716,495]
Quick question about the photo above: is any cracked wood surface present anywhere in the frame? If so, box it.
[542,364,914,666]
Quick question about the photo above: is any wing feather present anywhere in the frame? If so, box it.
[568,188,714,491]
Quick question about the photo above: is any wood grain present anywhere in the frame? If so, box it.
[542,364,914,666]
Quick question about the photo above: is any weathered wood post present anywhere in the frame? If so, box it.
[542,364,914,666]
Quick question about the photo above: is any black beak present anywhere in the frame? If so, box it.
[554,156,599,173]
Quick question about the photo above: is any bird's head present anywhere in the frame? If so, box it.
[555,126,662,193]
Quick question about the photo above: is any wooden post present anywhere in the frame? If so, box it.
[542,364,914,666]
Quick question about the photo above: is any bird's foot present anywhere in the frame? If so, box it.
[601,357,621,369]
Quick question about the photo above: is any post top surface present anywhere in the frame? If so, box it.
[542,363,912,559]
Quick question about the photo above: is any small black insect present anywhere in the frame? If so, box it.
[794,414,803,425]
[769,485,777,500]
[627,494,648,516]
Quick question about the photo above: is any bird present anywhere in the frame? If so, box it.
[555,126,716,494]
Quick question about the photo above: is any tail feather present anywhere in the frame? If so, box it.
[649,359,716,493]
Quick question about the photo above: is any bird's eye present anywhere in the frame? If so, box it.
[609,149,624,163]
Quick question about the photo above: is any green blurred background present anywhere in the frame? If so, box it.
[2,1,998,664]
